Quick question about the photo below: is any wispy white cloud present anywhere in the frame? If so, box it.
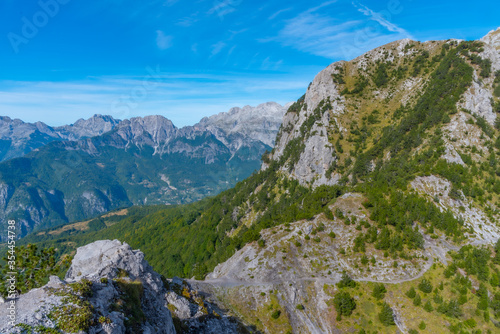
[156,30,173,50]
[354,2,412,37]
[191,43,198,53]
[211,41,226,56]
[175,13,199,27]
[261,57,284,71]
[267,1,411,60]
[268,8,293,20]
[307,0,338,13]
[227,45,236,56]
[207,0,242,19]
[0,70,313,127]
[163,0,179,6]
[268,12,362,59]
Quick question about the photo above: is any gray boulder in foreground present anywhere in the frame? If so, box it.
[0,240,247,334]
[0,240,176,334]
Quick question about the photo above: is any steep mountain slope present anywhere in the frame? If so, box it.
[15,28,500,333]
[0,102,288,239]
[0,114,120,161]
[196,28,500,333]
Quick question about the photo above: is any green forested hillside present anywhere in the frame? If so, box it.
[19,162,345,278]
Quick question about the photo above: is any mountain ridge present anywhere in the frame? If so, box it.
[0,101,289,162]
[0,114,121,161]
[0,102,289,239]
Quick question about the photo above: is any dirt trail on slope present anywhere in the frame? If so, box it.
[193,232,461,289]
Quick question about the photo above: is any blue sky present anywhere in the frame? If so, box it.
[0,0,498,127]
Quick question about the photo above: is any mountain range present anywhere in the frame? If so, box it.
[4,27,500,334]
[0,102,289,239]
[0,114,120,161]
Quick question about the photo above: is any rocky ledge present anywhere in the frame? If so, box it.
[0,240,247,334]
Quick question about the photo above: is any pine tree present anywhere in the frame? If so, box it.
[337,273,356,289]
[406,286,416,299]
[0,244,65,296]
[333,291,356,319]
[372,283,387,300]
[413,293,422,306]
[379,302,395,326]
[418,279,433,293]
[424,300,434,312]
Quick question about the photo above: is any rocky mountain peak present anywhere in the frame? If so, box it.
[267,33,500,188]
[0,116,13,124]
[59,114,121,139]
[116,115,176,145]
[197,101,290,147]
[72,114,119,126]
[481,26,500,50]
[65,239,155,283]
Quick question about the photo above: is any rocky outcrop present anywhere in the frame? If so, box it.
[455,27,500,125]
[0,239,176,334]
[411,175,500,245]
[264,64,342,187]
[0,239,252,334]
[165,277,248,334]
[480,27,500,64]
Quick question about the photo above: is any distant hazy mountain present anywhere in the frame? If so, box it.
[197,101,291,148]
[0,114,120,161]
[0,102,288,239]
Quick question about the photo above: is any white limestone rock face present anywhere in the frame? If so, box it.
[458,72,496,125]
[442,142,465,166]
[265,63,343,187]
[457,27,500,125]
[0,183,13,209]
[291,130,337,188]
[197,101,290,148]
[441,111,488,164]
[66,240,148,281]
[480,27,500,66]
[165,278,245,334]
[411,175,500,245]
[0,276,66,333]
